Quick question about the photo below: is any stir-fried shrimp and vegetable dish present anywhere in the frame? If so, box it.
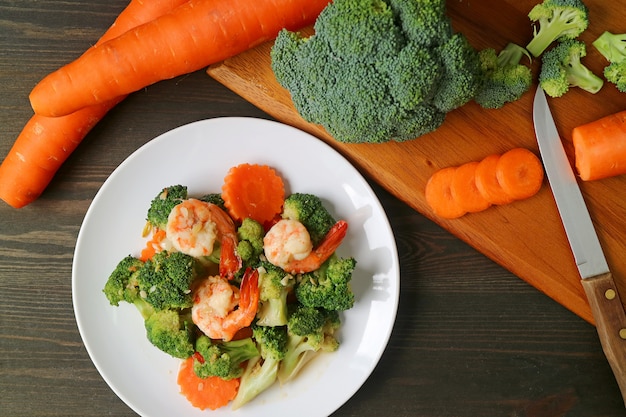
[102,163,357,410]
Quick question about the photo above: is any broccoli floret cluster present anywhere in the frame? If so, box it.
[539,39,603,97]
[279,305,341,384]
[295,254,356,311]
[103,249,200,359]
[271,0,484,144]
[192,335,260,380]
[525,0,589,57]
[146,184,187,229]
[593,31,626,93]
[256,261,294,327]
[236,217,265,266]
[475,43,533,109]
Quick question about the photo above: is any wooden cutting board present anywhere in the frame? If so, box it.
[208,0,626,324]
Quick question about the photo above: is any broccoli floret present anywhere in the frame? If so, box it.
[475,43,533,109]
[271,0,482,144]
[525,0,589,57]
[593,31,626,92]
[136,250,198,311]
[256,261,295,327]
[295,254,356,311]
[146,185,187,229]
[103,255,145,306]
[539,39,603,97]
[388,0,452,47]
[431,32,483,113]
[281,193,336,246]
[192,335,260,380]
[236,218,265,263]
[278,305,340,384]
[144,309,195,359]
[231,324,288,409]
[198,192,225,209]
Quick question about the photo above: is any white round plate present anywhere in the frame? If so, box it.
[72,117,400,417]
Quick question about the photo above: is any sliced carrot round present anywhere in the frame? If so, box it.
[222,163,285,225]
[177,357,240,411]
[495,148,544,200]
[474,154,515,205]
[425,167,467,219]
[450,161,492,213]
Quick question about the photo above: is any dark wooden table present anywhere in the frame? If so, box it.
[1,1,626,416]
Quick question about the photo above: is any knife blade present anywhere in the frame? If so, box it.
[533,87,626,404]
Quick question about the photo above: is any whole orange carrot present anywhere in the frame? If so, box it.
[0,0,189,208]
[29,0,331,117]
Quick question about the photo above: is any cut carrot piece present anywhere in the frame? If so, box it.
[178,357,240,410]
[450,161,492,213]
[495,148,544,200]
[474,154,515,205]
[425,167,467,219]
[572,110,626,181]
[222,163,285,225]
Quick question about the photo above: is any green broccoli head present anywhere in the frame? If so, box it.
[295,254,356,311]
[526,0,589,57]
[256,261,294,327]
[604,62,626,93]
[281,193,336,246]
[236,218,265,261]
[136,250,198,311]
[270,0,482,144]
[144,309,195,359]
[277,305,340,384]
[475,43,533,109]
[252,324,288,362]
[192,335,260,380]
[539,39,604,98]
[146,185,187,229]
[103,255,144,306]
[431,32,483,113]
[388,0,452,47]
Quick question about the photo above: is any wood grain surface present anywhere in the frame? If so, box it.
[208,0,626,324]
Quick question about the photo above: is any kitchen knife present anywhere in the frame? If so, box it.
[533,87,626,404]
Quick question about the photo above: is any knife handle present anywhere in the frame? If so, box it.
[581,272,626,405]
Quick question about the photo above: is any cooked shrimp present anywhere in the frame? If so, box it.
[191,268,260,341]
[263,219,313,269]
[166,198,241,278]
[264,219,348,274]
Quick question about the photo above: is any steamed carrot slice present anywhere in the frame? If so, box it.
[474,154,515,205]
[177,357,240,410]
[495,148,544,200]
[425,167,467,219]
[572,110,626,181]
[450,161,492,213]
[222,163,285,225]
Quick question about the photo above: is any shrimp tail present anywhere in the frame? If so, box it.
[285,220,348,274]
[239,267,260,315]
[220,235,242,280]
